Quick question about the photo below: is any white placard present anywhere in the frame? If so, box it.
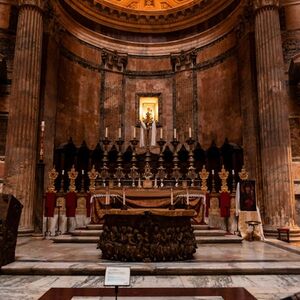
[104,267,130,286]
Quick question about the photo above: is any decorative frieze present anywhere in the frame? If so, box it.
[101,49,128,72]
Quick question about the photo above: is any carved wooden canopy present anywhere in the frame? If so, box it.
[60,0,241,33]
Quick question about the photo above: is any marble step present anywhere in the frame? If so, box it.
[194,230,225,237]
[196,235,243,244]
[86,224,103,230]
[53,235,241,244]
[71,230,102,236]
[84,224,209,231]
[192,224,210,230]
[52,235,98,243]
[70,229,224,237]
[3,260,300,276]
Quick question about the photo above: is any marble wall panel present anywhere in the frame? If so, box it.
[56,56,101,149]
[175,70,194,141]
[124,76,173,144]
[127,56,171,72]
[197,32,236,65]
[102,71,123,139]
[0,4,10,29]
[61,33,101,67]
[197,56,242,149]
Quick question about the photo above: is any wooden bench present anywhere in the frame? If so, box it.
[0,194,23,266]
[277,227,290,243]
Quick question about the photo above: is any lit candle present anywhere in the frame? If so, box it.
[123,188,126,206]
[133,126,136,138]
[174,128,177,139]
[41,121,45,132]
[160,128,163,139]
[105,127,108,138]
[232,169,235,175]
[82,170,84,175]
[105,188,109,205]
[189,127,192,138]
[186,188,189,206]
[171,188,174,206]
[212,169,214,175]
[62,170,65,175]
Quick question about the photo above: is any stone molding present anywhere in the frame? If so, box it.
[253,0,280,10]
[18,0,45,10]
[101,49,128,72]
[170,49,197,72]
[60,0,241,34]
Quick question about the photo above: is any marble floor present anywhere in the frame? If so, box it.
[1,237,300,299]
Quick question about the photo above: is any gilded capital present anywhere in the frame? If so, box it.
[18,0,45,10]
[253,0,279,10]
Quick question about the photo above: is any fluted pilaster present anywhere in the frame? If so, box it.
[254,1,296,229]
[4,0,44,231]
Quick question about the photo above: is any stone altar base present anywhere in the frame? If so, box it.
[98,212,197,262]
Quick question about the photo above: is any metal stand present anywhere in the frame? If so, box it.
[114,286,119,300]
[55,206,62,236]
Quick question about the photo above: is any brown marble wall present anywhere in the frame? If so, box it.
[124,76,173,143]
[56,55,101,149]
[198,56,242,149]
[175,70,194,140]
[103,71,123,139]
[52,33,242,152]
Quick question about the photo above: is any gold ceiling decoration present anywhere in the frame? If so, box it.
[61,0,241,33]
[96,0,196,12]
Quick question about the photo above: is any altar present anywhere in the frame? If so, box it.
[92,188,204,261]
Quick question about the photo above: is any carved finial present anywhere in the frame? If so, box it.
[218,165,229,193]
[199,165,209,193]
[239,165,249,181]
[68,165,78,192]
[88,165,99,193]
[47,166,58,192]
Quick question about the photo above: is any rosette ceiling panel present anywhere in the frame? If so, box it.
[60,0,242,34]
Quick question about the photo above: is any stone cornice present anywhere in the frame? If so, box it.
[281,0,300,6]
[53,0,242,56]
[62,0,240,34]
[18,0,45,10]
[253,0,280,10]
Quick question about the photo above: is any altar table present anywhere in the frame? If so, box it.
[91,188,205,224]
[98,208,197,262]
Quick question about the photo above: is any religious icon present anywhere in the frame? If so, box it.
[240,180,256,211]
[139,97,159,125]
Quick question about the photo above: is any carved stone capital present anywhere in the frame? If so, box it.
[18,0,45,10]
[101,49,128,72]
[170,49,197,72]
[253,0,279,10]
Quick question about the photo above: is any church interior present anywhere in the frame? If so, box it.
[1,0,300,299]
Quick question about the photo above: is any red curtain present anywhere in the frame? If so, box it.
[220,192,231,218]
[205,193,210,217]
[66,192,77,217]
[45,192,56,217]
[86,193,91,217]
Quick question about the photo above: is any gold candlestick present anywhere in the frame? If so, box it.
[88,165,99,193]
[218,165,229,193]
[199,165,209,193]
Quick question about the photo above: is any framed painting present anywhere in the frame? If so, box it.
[240,180,257,211]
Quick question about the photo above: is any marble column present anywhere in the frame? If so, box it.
[4,0,44,232]
[254,0,296,229]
